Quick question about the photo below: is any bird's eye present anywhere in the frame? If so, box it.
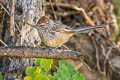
[40,23,44,26]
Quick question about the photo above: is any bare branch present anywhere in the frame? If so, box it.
[46,2,95,26]
[0,47,91,60]
[49,0,57,21]
[10,0,15,36]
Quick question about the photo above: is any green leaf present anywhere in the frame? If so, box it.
[48,75,54,80]
[34,58,41,66]
[25,66,36,77]
[68,64,76,75]
[59,60,69,73]
[59,60,67,67]
[25,66,41,78]
[0,73,3,80]
[40,70,46,75]
[54,60,72,80]
[33,67,41,75]
[34,74,47,80]
[24,76,33,80]
[54,72,60,80]
[54,60,85,80]
[40,59,53,73]
[72,73,85,80]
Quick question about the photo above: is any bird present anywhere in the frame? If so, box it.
[36,16,112,48]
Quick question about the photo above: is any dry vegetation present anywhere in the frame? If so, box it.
[0,0,120,80]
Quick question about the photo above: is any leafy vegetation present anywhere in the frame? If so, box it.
[24,59,85,80]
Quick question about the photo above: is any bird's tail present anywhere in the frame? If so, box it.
[65,23,113,33]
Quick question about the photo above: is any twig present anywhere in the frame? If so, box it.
[101,45,112,76]
[100,45,106,75]
[49,0,57,21]
[0,3,10,15]
[104,47,112,78]
[80,59,92,71]
[73,7,95,26]
[46,2,95,26]
[75,63,83,70]
[9,0,15,36]
[49,10,81,16]
[0,47,91,60]
[0,39,8,47]
[91,36,101,71]
[0,2,20,32]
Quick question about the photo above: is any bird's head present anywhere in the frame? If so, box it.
[37,16,50,24]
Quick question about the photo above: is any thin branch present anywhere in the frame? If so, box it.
[0,39,8,47]
[48,10,81,16]
[46,2,95,26]
[91,36,101,71]
[49,0,57,21]
[75,63,83,70]
[0,2,20,32]
[0,47,91,60]
[0,3,10,15]
[10,0,15,36]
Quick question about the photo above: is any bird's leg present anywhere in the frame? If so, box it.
[54,45,70,50]
[54,46,59,50]
[62,45,70,50]
[80,59,92,71]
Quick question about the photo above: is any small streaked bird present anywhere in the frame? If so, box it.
[36,16,112,48]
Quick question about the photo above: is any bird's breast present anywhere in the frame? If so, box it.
[42,32,73,47]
